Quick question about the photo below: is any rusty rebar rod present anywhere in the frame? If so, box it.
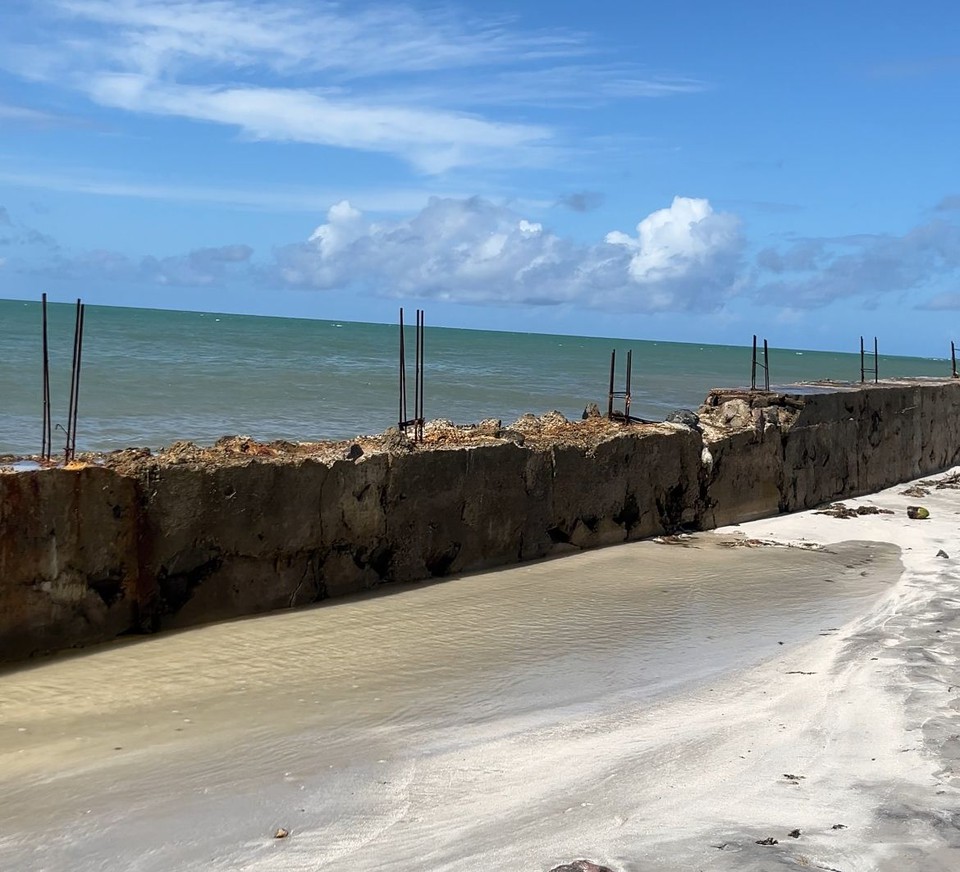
[70,302,85,459]
[398,307,425,441]
[607,348,638,422]
[41,293,52,460]
[607,349,616,418]
[952,341,957,379]
[624,349,633,420]
[860,336,878,384]
[399,307,407,429]
[416,309,424,439]
[64,299,84,461]
[763,339,770,392]
[750,335,770,391]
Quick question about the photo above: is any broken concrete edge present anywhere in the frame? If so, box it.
[3,379,960,663]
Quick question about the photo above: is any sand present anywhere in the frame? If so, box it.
[1,472,958,870]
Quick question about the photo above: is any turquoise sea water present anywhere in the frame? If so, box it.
[0,298,953,456]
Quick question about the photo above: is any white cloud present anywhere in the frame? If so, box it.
[755,217,960,309]
[1,0,705,173]
[0,166,473,213]
[0,205,58,249]
[0,101,62,126]
[40,242,253,287]
[608,196,742,283]
[271,196,743,312]
[84,74,550,174]
[47,0,568,79]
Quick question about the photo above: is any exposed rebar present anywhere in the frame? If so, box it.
[398,307,425,441]
[41,293,52,461]
[64,299,85,461]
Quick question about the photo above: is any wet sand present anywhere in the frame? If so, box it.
[0,475,956,870]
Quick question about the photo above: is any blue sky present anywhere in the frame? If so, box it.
[1,0,959,354]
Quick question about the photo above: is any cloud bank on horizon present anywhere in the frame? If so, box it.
[1,0,959,351]
[8,193,960,322]
[274,196,743,312]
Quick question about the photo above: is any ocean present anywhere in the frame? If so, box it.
[0,297,952,456]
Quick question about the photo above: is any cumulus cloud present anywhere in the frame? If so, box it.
[272,195,743,312]
[754,218,960,308]
[607,197,741,286]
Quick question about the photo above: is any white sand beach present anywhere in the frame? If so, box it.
[0,472,958,871]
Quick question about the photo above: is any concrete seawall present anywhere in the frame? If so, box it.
[3,380,959,662]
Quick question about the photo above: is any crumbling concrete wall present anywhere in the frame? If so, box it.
[3,380,960,661]
[139,427,702,633]
[700,381,960,522]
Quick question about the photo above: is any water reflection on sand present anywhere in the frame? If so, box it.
[0,535,899,870]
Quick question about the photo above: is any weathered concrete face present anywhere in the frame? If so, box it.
[701,426,783,528]
[0,467,141,660]
[4,380,960,662]
[380,442,552,581]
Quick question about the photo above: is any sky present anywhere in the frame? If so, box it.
[0,0,959,354]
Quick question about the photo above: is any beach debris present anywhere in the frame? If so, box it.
[755,837,779,846]
[274,827,289,839]
[937,549,950,558]
[815,503,894,519]
[582,402,602,419]
[718,537,774,548]
[831,823,847,830]
[906,505,930,520]
[901,485,929,497]
[787,829,801,839]
[935,471,960,489]
[665,408,700,429]
[548,861,617,872]
[652,534,696,546]
[783,773,806,782]
[814,503,857,519]
[785,671,816,675]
